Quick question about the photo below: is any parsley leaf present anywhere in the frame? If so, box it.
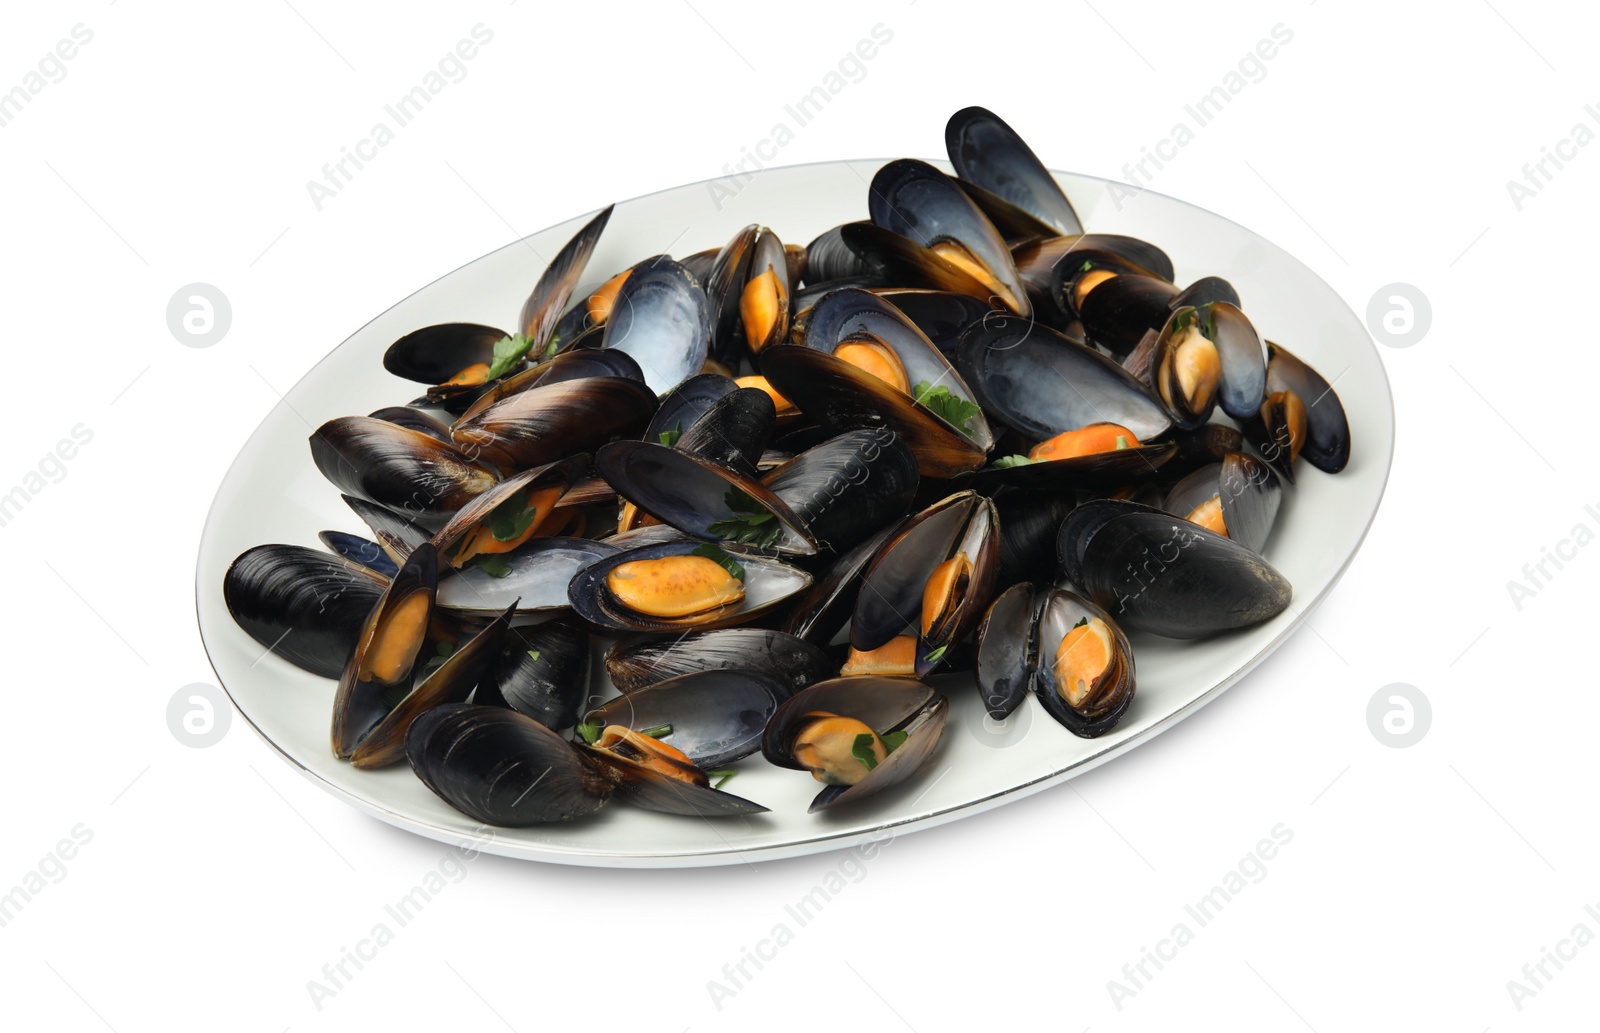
[1079,260,1095,272]
[993,454,1040,469]
[575,720,601,744]
[640,724,673,739]
[526,650,541,663]
[923,645,948,665]
[472,554,513,579]
[1072,616,1089,629]
[851,733,881,772]
[487,489,540,542]
[1115,435,1130,450]
[543,332,561,360]
[912,381,982,437]
[708,768,736,789]
[881,730,909,753]
[657,422,683,447]
[707,489,781,548]
[486,333,536,381]
[691,543,746,582]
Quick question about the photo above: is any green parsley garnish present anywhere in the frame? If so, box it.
[575,720,601,744]
[923,645,948,665]
[543,332,561,360]
[1115,435,1130,450]
[912,381,982,437]
[993,454,1040,469]
[486,333,536,381]
[526,650,541,663]
[657,422,683,447]
[487,489,540,542]
[691,543,746,582]
[707,489,781,548]
[640,724,673,739]
[1072,616,1089,629]
[852,733,882,772]
[881,730,908,753]
[707,768,737,789]
[1080,260,1095,272]
[472,554,513,579]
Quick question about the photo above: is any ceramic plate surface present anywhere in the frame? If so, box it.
[196,159,1393,867]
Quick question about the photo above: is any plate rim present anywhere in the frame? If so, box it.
[195,155,1396,867]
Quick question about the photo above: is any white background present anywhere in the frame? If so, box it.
[2,0,1594,1029]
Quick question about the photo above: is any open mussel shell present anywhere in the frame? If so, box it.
[582,750,769,817]
[583,669,788,768]
[349,600,516,769]
[224,544,389,679]
[1078,272,1181,355]
[1062,501,1292,638]
[852,490,998,677]
[456,346,646,424]
[962,440,1176,493]
[474,616,591,731]
[646,373,737,447]
[567,538,812,633]
[318,531,398,578]
[945,106,1083,237]
[1265,342,1350,474]
[519,204,613,348]
[974,581,1043,720]
[761,677,949,813]
[341,494,431,566]
[606,628,831,697]
[382,323,508,410]
[1163,423,1245,479]
[1032,589,1136,738]
[760,345,987,478]
[874,289,992,356]
[367,406,454,443]
[597,440,816,555]
[703,225,757,365]
[311,416,497,527]
[437,537,619,616]
[802,224,882,285]
[839,221,999,307]
[780,522,899,647]
[450,375,657,472]
[331,544,439,759]
[1163,452,1281,555]
[956,314,1171,443]
[406,703,612,826]
[674,386,775,477]
[1173,275,1241,311]
[799,288,993,446]
[600,255,709,395]
[868,158,1029,316]
[1011,237,1169,333]
[761,429,919,554]
[738,228,792,355]
[426,456,586,571]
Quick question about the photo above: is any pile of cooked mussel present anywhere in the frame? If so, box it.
[224,105,1350,826]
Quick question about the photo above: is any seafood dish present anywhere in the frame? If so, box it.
[221,106,1352,828]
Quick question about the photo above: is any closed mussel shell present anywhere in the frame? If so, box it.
[474,616,591,731]
[974,581,1042,720]
[311,416,498,528]
[944,106,1083,237]
[224,544,389,679]
[450,375,657,472]
[762,428,919,554]
[406,703,612,826]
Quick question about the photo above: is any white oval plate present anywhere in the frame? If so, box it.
[196,159,1394,867]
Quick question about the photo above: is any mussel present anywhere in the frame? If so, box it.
[223,544,389,679]
[606,628,831,697]
[762,677,948,812]
[567,538,811,632]
[310,416,497,527]
[944,106,1083,237]
[1162,451,1281,554]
